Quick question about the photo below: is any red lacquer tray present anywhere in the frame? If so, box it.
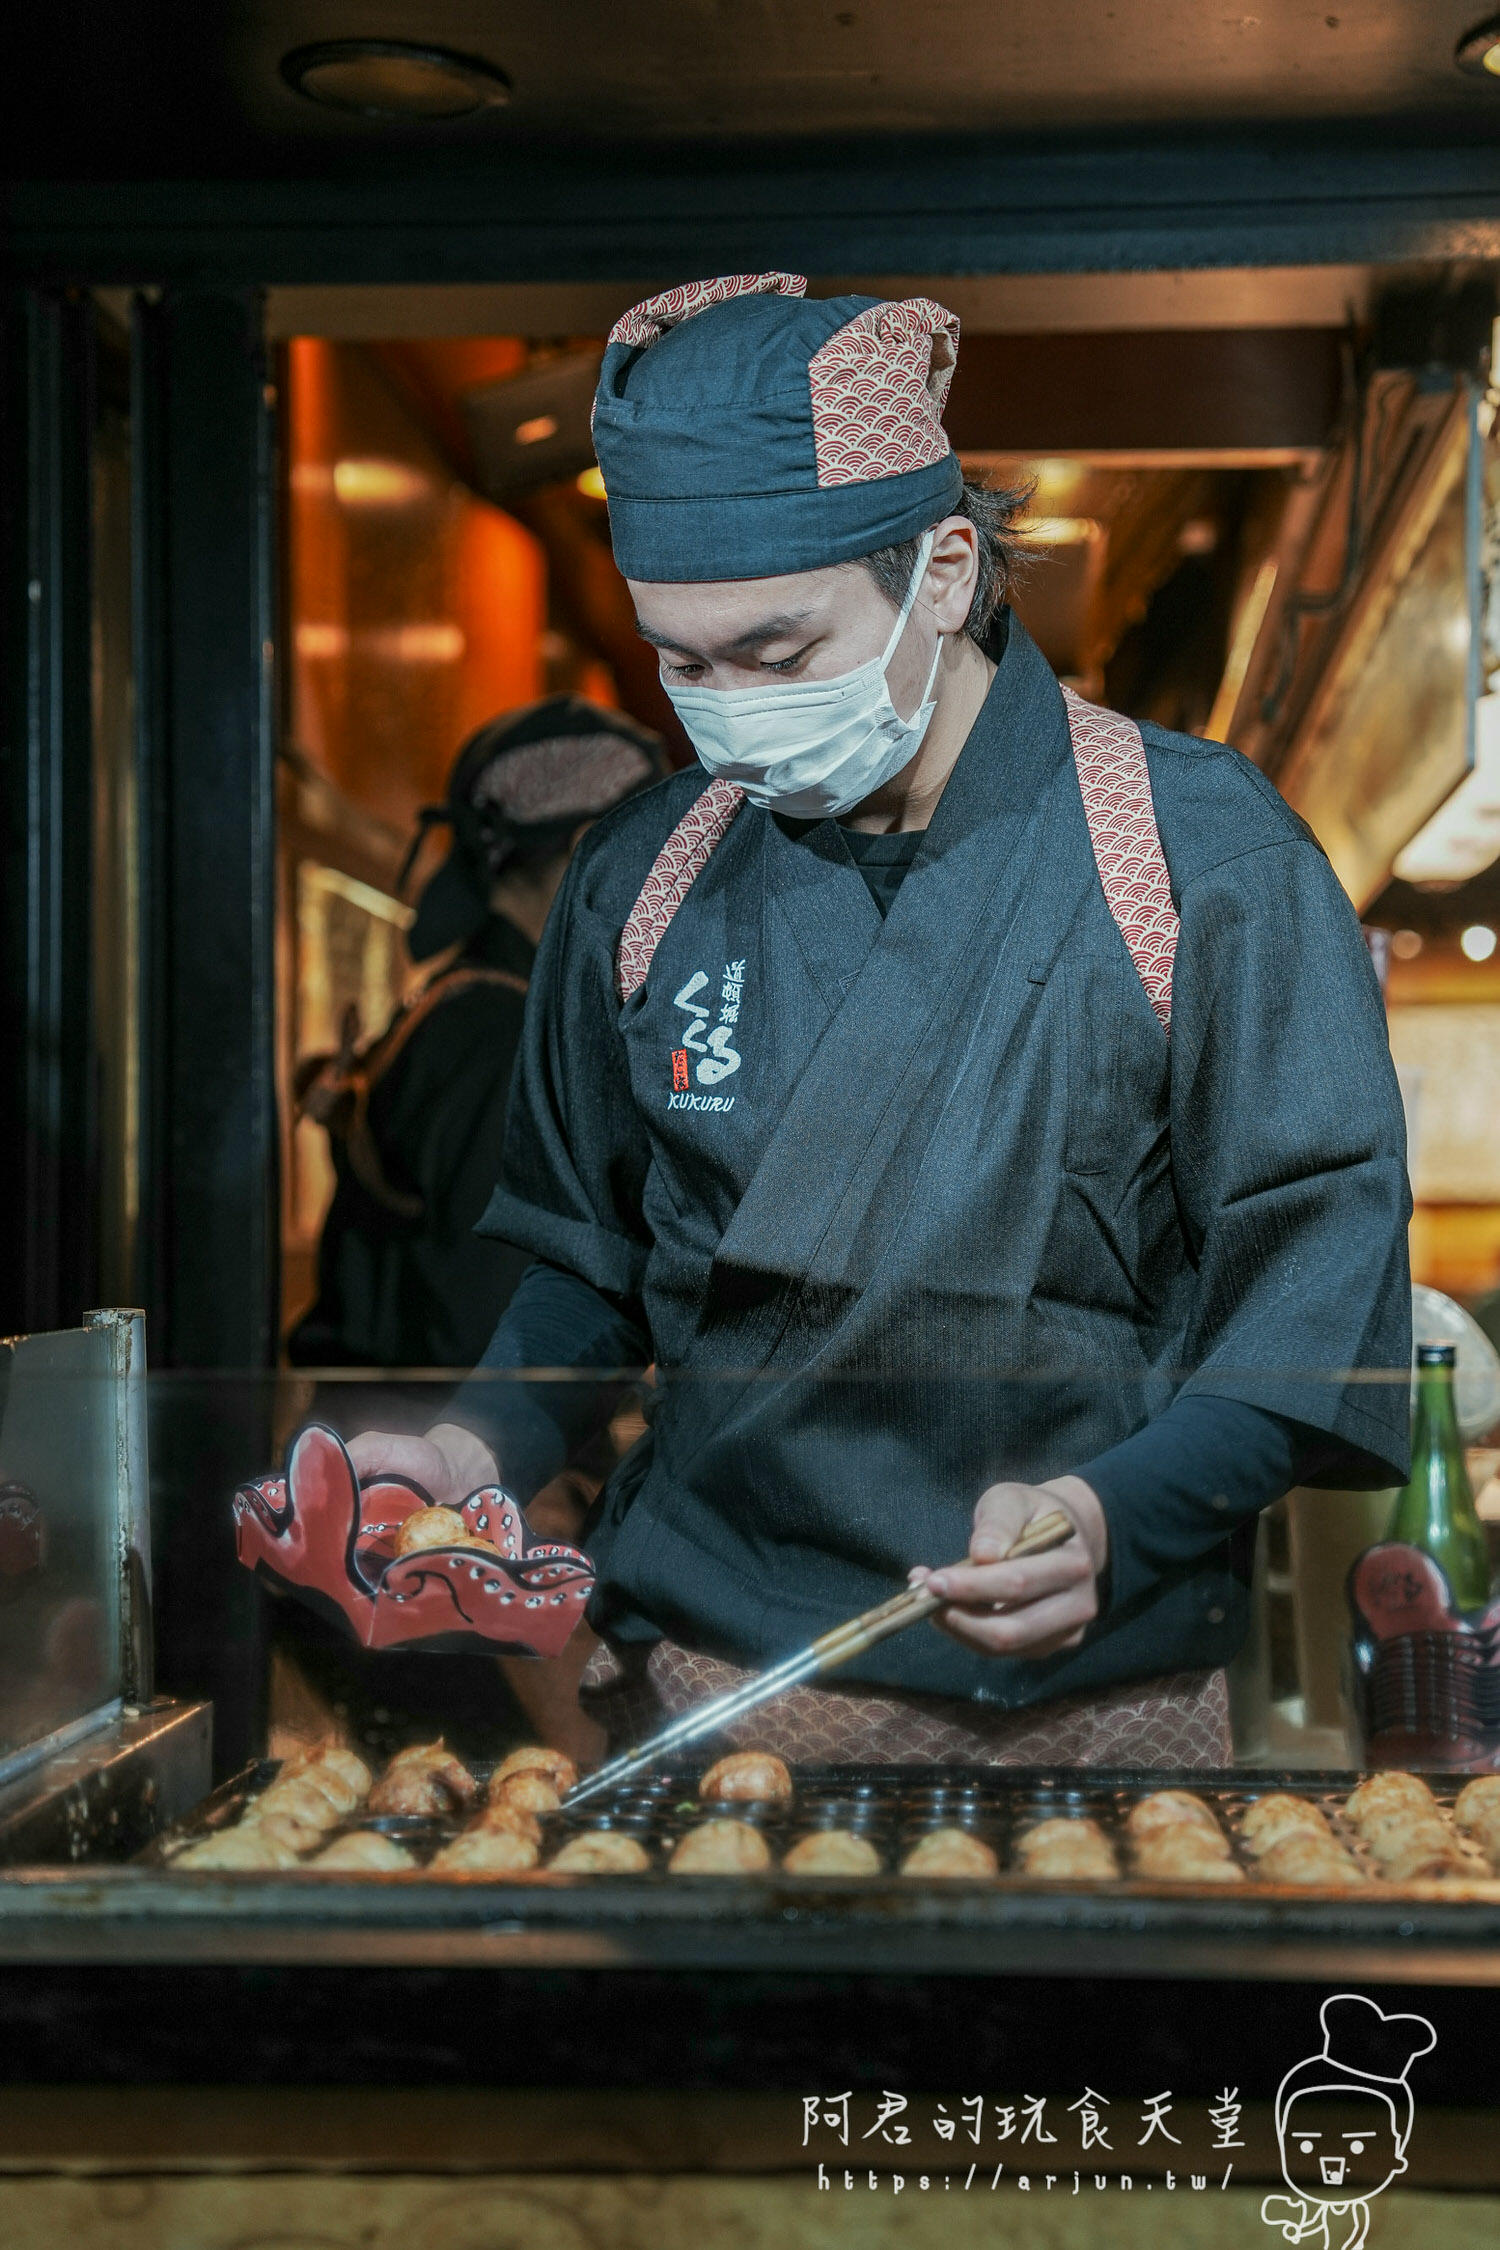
[233,1423,594,1655]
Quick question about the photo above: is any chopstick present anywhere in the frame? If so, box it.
[562,1506,1077,1810]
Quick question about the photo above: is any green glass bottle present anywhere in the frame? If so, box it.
[1388,1343,1491,1609]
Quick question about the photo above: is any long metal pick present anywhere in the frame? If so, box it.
[561,1507,1077,1810]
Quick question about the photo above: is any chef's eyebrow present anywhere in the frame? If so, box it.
[634,609,817,657]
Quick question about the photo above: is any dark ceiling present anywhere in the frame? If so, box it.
[9,0,1500,179]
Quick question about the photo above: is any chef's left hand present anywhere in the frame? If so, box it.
[908,1476,1108,1658]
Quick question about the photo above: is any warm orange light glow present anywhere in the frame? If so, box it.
[331,457,431,507]
[514,414,559,447]
[284,337,545,829]
[296,622,350,660]
[1019,516,1100,546]
[576,465,608,500]
[363,623,467,664]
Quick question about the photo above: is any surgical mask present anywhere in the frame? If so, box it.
[663,532,941,818]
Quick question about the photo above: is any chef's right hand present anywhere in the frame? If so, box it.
[345,1422,499,1511]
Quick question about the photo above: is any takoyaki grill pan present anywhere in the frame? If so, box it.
[141,1761,1496,1888]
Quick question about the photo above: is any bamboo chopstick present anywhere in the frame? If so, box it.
[562,1505,1079,1808]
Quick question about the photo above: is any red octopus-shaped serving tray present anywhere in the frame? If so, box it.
[233,1423,594,1655]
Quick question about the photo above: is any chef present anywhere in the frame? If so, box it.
[351,273,1411,1765]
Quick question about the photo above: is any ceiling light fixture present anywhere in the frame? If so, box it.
[281,41,511,120]
[1456,15,1500,74]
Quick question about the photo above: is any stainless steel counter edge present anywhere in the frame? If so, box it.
[4,1868,1500,1981]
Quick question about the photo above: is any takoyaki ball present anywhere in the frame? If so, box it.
[1454,1776,1500,1833]
[1017,1815,1110,1855]
[1125,1791,1222,1841]
[368,1742,477,1818]
[491,1745,579,1796]
[308,1831,416,1873]
[782,1830,883,1877]
[316,1745,373,1801]
[1345,1772,1435,1829]
[1239,1795,1331,1856]
[244,1807,327,1857]
[1358,1816,1471,1881]
[489,1769,563,1818]
[1458,1804,1500,1868]
[1020,1842,1119,1881]
[898,1828,999,1880]
[294,1746,372,1813]
[474,1798,543,1847]
[177,1827,299,1871]
[668,1819,774,1874]
[250,1774,344,1833]
[1358,1810,1455,1866]
[548,1831,653,1875]
[1016,1819,1118,1879]
[429,1826,541,1876]
[278,1755,364,1821]
[700,1750,794,1805]
[1256,1833,1364,1886]
[394,1505,492,1557]
[1133,1832,1242,1882]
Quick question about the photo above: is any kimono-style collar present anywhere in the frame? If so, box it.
[756,609,1071,1002]
[771,607,1066,866]
[697,614,1087,1339]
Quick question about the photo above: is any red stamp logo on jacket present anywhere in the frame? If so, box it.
[671,1048,691,1092]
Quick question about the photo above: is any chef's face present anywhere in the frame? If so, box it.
[1280,2090,1406,2200]
[628,517,978,719]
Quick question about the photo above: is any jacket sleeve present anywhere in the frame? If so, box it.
[1166,834,1412,1475]
[474,843,654,1310]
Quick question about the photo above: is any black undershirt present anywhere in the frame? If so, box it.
[838,823,924,917]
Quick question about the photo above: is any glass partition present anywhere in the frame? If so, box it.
[0,1319,132,1771]
[12,1339,1500,1880]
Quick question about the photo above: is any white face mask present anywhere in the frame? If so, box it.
[663,532,941,818]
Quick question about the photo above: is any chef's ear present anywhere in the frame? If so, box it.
[1392,2154,1408,2175]
[923,516,981,634]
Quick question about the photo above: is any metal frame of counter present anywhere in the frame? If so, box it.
[5,1864,1500,2105]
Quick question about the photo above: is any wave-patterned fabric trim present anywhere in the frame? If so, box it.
[616,697,1176,1027]
[615,776,747,1003]
[1062,687,1178,1033]
[607,272,808,352]
[805,297,960,489]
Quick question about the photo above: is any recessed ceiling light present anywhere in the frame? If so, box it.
[281,41,511,120]
[1456,15,1500,75]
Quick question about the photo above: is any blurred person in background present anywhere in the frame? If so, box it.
[276,697,663,1761]
[290,694,664,1394]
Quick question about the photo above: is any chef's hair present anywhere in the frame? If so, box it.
[858,473,1034,647]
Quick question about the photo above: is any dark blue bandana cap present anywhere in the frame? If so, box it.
[593,273,964,582]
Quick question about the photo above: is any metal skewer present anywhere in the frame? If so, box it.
[562,1506,1078,1810]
